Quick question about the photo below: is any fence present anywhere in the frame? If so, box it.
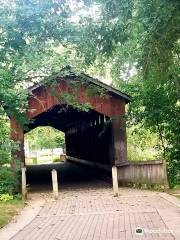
[117,160,168,187]
[67,156,168,188]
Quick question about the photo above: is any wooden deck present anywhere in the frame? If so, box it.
[10,162,179,240]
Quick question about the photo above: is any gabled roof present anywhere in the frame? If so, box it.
[80,73,131,103]
[28,71,131,103]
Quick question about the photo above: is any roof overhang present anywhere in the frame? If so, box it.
[28,72,131,103]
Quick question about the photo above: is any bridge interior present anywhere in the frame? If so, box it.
[25,105,113,170]
[26,161,111,193]
[10,75,129,189]
[25,104,113,190]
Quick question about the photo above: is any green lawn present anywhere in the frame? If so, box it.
[168,185,180,199]
[0,199,24,228]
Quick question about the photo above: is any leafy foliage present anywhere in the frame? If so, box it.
[0,167,19,195]
[0,117,11,166]
[127,125,162,161]
[0,0,82,121]
[72,0,180,187]
[0,194,13,202]
[50,72,106,112]
[0,113,19,167]
[25,126,65,151]
[0,0,179,188]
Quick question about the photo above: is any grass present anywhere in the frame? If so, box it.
[168,185,180,199]
[0,198,24,228]
[26,155,66,165]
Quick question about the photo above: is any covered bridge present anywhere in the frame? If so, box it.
[10,72,130,172]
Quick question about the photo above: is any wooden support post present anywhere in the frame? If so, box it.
[163,160,169,191]
[22,167,27,199]
[52,169,58,200]
[10,116,25,168]
[112,165,119,197]
[111,117,127,165]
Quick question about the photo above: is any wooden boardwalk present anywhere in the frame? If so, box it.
[10,163,180,240]
[11,185,178,239]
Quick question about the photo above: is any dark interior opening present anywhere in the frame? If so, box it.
[25,105,112,192]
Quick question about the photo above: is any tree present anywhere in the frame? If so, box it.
[0,0,84,122]
[25,127,65,151]
[0,0,83,166]
[67,0,180,186]
[0,0,179,187]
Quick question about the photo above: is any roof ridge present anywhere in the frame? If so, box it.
[28,72,131,103]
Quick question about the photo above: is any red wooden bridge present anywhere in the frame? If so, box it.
[10,72,130,171]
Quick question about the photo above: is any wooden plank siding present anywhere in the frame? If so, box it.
[27,81,126,119]
[117,160,168,187]
[10,76,128,167]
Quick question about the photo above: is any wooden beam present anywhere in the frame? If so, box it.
[27,81,125,119]
[22,167,27,199]
[112,165,119,197]
[10,116,25,167]
[52,169,59,200]
[111,117,127,165]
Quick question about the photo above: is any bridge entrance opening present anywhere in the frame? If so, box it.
[10,73,130,191]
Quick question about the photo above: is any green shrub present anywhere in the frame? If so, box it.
[0,193,13,202]
[53,156,60,163]
[0,167,19,195]
[14,193,22,200]
[32,157,37,164]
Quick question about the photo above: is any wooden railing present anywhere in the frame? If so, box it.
[117,160,168,188]
[67,156,168,189]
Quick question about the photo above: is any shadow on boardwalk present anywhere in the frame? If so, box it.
[2,162,180,240]
[26,161,111,193]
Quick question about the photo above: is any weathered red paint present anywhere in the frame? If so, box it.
[27,80,125,120]
[10,78,127,165]
[10,116,25,166]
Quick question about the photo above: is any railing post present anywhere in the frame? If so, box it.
[112,165,119,197]
[52,169,58,200]
[22,167,27,199]
[163,160,169,191]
